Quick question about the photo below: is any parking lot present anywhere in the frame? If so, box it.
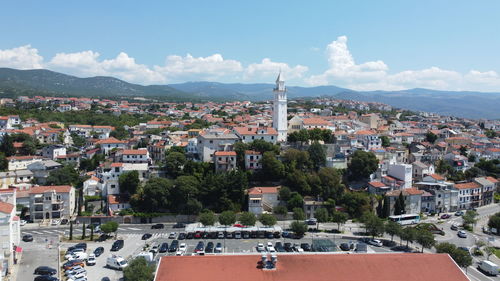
[17,235,59,281]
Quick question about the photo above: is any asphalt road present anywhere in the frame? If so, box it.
[17,234,59,281]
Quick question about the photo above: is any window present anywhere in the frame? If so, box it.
[115,167,120,172]
[111,185,116,188]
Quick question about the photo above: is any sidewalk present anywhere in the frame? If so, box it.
[4,251,23,281]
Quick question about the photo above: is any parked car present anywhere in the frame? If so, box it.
[457,230,467,238]
[440,214,451,219]
[179,243,187,253]
[62,260,85,270]
[242,232,250,239]
[305,218,318,225]
[205,242,214,253]
[455,211,464,216]
[51,219,60,226]
[226,232,233,239]
[101,278,110,281]
[169,232,177,239]
[284,243,293,252]
[34,266,57,275]
[257,243,265,252]
[173,222,185,228]
[68,243,87,251]
[22,234,33,242]
[64,266,85,276]
[186,232,194,239]
[194,232,202,239]
[151,223,164,229]
[169,240,179,252]
[275,242,285,252]
[300,243,311,251]
[214,243,222,253]
[194,241,205,253]
[368,239,383,247]
[142,233,152,240]
[150,243,159,254]
[233,223,244,227]
[217,232,224,239]
[60,219,69,225]
[86,254,96,266]
[34,276,59,281]
[94,247,104,257]
[340,243,350,251]
[20,219,27,226]
[159,242,169,253]
[450,223,459,231]
[111,240,124,251]
[234,231,242,239]
[178,233,186,240]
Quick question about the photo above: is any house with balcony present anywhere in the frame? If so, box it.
[214,151,237,172]
[196,129,239,162]
[474,177,497,206]
[454,182,482,210]
[233,126,278,144]
[244,150,262,170]
[29,185,76,222]
[247,186,281,215]
[118,149,150,164]
[6,156,43,171]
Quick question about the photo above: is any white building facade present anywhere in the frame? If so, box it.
[272,73,287,142]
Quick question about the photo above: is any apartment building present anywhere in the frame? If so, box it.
[248,186,281,215]
[244,150,262,170]
[233,127,278,144]
[29,185,76,222]
[196,129,239,162]
[214,151,237,172]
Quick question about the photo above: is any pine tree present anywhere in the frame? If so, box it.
[69,221,73,240]
[81,223,86,240]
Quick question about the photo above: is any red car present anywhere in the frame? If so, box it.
[194,232,202,239]
[440,214,451,219]
[233,224,244,228]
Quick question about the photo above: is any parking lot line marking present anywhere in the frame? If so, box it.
[127,227,141,231]
[31,231,44,234]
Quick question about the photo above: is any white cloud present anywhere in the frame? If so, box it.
[244,58,308,81]
[0,45,43,69]
[306,35,500,92]
[154,53,243,82]
[0,41,499,92]
[49,51,165,84]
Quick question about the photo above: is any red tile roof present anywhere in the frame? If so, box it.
[368,181,387,188]
[233,126,278,136]
[122,149,148,155]
[214,151,237,156]
[302,117,330,126]
[155,253,468,281]
[429,174,445,181]
[30,185,73,194]
[455,182,481,190]
[0,201,14,214]
[248,186,280,195]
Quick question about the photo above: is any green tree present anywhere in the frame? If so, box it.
[361,212,385,238]
[273,206,288,216]
[394,192,406,215]
[348,150,378,181]
[165,151,186,178]
[69,221,73,240]
[90,226,94,241]
[0,135,15,157]
[425,131,438,144]
[219,210,236,226]
[290,221,308,237]
[341,192,371,218]
[293,207,306,220]
[488,212,500,230]
[259,213,277,227]
[21,139,37,155]
[100,221,119,237]
[131,177,173,212]
[199,211,216,226]
[462,210,478,230]
[318,167,345,200]
[239,212,257,226]
[46,164,83,186]
[400,227,417,248]
[380,136,390,147]
[123,257,155,281]
[308,141,326,171]
[287,193,304,210]
[278,186,292,202]
[81,223,86,240]
[185,198,202,217]
[331,211,348,231]
[0,152,8,171]
[110,126,130,140]
[119,170,140,195]
[171,176,200,212]
[70,133,86,147]
[314,208,329,228]
[385,220,402,242]
[435,242,472,269]
[261,151,285,181]
[416,229,435,253]
[283,149,311,171]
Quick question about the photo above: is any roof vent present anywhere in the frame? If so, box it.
[262,254,277,270]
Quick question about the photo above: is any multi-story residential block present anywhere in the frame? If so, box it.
[385,188,423,215]
[359,113,381,129]
[248,186,281,215]
[412,161,435,181]
[148,140,169,162]
[196,129,239,162]
[27,160,62,185]
[214,151,237,172]
[233,127,278,144]
[0,189,20,278]
[0,170,34,189]
[454,182,482,210]
[42,145,67,160]
[387,163,413,189]
[29,185,76,222]
[244,150,262,170]
[97,162,148,196]
[96,137,128,155]
[354,130,381,150]
[6,156,42,171]
[118,149,150,163]
[474,177,497,206]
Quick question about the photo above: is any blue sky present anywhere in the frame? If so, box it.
[1,0,500,91]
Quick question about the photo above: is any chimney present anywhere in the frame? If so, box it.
[261,254,277,270]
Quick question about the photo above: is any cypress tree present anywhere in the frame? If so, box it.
[69,221,73,240]
[81,223,86,240]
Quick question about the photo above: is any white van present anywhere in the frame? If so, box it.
[107,255,128,270]
[135,252,154,262]
[478,260,498,276]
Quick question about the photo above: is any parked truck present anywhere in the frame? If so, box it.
[478,260,499,276]
[106,255,128,270]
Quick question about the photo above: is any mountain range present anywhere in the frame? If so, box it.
[0,68,499,120]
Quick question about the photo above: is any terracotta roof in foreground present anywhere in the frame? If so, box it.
[154,253,468,281]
